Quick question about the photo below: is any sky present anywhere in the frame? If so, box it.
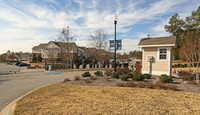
[0,0,200,54]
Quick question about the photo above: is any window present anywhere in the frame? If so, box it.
[159,48,167,60]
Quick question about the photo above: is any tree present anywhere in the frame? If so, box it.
[184,6,200,83]
[177,6,200,83]
[32,54,37,62]
[0,55,6,62]
[57,26,75,68]
[129,50,142,59]
[165,13,185,60]
[89,29,109,62]
[37,54,43,62]
[180,31,200,83]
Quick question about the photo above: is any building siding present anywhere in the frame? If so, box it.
[143,47,170,75]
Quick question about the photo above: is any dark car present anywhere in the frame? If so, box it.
[19,63,30,67]
[15,62,23,66]
[8,61,20,65]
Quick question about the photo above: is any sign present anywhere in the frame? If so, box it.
[116,40,122,50]
[109,40,122,51]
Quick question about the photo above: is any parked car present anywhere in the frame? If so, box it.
[8,61,20,65]
[19,63,30,67]
[15,62,23,66]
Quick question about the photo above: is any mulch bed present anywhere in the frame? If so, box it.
[63,76,200,93]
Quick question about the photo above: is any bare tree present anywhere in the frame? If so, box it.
[57,26,75,68]
[47,48,55,62]
[180,31,200,83]
[89,29,109,62]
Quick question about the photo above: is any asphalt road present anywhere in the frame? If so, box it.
[0,63,95,111]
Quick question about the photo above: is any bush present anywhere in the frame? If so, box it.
[84,79,92,83]
[178,64,182,67]
[63,78,70,82]
[142,74,151,79]
[127,73,133,78]
[82,71,91,77]
[116,82,126,87]
[104,69,113,76]
[120,74,129,81]
[183,64,187,67]
[155,81,178,91]
[117,68,131,75]
[90,76,97,80]
[94,71,103,76]
[178,70,193,77]
[74,76,80,81]
[145,82,154,89]
[132,74,144,81]
[125,81,136,87]
[111,73,119,78]
[137,82,145,88]
[159,74,173,83]
[181,75,195,81]
[174,64,178,68]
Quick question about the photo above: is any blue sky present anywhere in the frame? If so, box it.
[0,0,200,54]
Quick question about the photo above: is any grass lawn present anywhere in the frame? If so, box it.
[15,83,200,115]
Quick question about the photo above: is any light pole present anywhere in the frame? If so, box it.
[114,14,117,73]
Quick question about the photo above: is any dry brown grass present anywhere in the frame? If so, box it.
[15,83,200,115]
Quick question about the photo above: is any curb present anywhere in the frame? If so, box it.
[0,84,51,115]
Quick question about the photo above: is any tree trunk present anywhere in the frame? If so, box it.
[196,59,199,83]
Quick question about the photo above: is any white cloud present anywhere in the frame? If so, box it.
[117,38,141,54]
[0,0,199,54]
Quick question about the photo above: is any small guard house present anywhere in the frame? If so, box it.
[138,36,176,76]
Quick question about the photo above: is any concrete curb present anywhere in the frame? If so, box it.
[0,84,51,115]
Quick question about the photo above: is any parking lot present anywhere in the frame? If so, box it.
[0,63,20,75]
[0,63,97,111]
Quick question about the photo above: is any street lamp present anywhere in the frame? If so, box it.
[114,14,117,73]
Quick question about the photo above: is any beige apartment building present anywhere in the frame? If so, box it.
[32,41,78,61]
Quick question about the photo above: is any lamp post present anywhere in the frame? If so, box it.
[114,14,117,73]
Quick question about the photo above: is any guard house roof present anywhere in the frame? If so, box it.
[138,36,176,47]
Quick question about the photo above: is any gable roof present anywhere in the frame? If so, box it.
[138,36,176,47]
[87,48,98,54]
[32,43,47,50]
[53,42,77,48]
[32,42,77,50]
[78,46,90,52]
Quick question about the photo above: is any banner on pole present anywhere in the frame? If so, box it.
[116,40,122,50]
[109,40,122,51]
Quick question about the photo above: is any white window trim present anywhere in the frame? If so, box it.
[157,47,169,61]
[142,48,144,73]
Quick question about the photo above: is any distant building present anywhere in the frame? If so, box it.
[32,41,113,62]
[32,41,78,61]
[138,36,176,76]
[7,53,19,61]
[16,53,31,61]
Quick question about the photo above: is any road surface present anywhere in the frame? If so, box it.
[0,63,95,111]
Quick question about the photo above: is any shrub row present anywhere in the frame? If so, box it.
[94,71,103,76]
[82,71,103,77]
[159,74,173,83]
[111,73,152,81]
[173,63,200,68]
[178,70,195,81]
[173,64,187,68]
[117,81,178,91]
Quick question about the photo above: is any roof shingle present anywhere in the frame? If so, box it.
[138,36,176,46]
